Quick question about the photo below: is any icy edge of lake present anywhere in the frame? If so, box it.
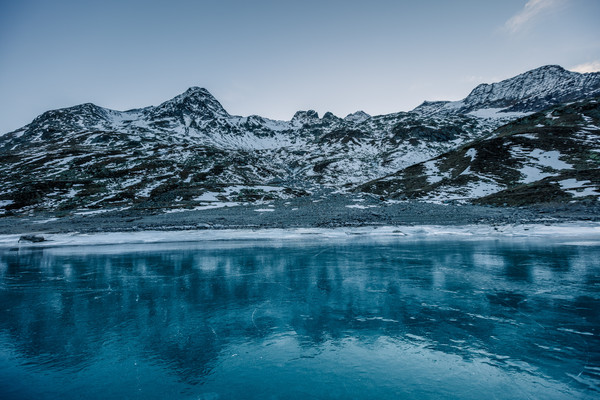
[1,222,600,248]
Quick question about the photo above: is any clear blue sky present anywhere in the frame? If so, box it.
[1,0,599,133]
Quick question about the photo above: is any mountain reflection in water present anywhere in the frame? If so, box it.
[0,238,598,399]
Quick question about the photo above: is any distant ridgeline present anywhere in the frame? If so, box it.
[1,65,599,215]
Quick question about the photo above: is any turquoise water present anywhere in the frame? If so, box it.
[0,238,598,399]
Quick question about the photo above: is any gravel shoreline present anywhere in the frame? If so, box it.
[1,192,598,235]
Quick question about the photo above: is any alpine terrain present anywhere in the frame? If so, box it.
[0,65,599,225]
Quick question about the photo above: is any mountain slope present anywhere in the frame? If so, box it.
[358,97,600,205]
[1,65,599,216]
[414,65,600,116]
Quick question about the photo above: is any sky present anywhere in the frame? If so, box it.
[0,0,599,133]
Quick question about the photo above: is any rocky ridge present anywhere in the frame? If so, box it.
[359,97,600,205]
[0,65,599,217]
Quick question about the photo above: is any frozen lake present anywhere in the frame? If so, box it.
[0,237,599,399]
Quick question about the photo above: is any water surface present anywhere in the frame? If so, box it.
[0,238,599,399]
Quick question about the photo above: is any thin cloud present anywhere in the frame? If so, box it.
[569,61,600,73]
[505,0,563,33]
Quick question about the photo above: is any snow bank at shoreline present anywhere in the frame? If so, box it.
[1,223,600,248]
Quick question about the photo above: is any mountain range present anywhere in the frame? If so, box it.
[1,65,599,216]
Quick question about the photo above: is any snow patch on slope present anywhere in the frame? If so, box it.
[468,108,532,120]
[559,179,600,198]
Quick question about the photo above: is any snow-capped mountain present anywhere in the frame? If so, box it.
[359,97,600,205]
[344,111,371,124]
[1,65,599,215]
[414,65,600,116]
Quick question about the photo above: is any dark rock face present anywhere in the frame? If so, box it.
[19,235,45,243]
[391,123,467,142]
[322,111,340,121]
[291,110,319,123]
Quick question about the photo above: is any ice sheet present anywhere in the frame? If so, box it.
[1,222,599,248]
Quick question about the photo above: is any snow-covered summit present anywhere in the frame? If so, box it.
[291,110,320,126]
[414,65,600,117]
[461,65,600,112]
[9,65,599,140]
[149,87,230,120]
[344,111,371,124]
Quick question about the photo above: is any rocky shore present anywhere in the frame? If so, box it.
[1,191,598,236]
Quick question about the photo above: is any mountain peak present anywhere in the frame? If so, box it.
[175,87,220,104]
[30,102,109,127]
[151,87,229,119]
[322,111,339,121]
[532,64,566,72]
[291,110,319,123]
[182,86,212,96]
[344,110,371,124]
[461,64,600,113]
